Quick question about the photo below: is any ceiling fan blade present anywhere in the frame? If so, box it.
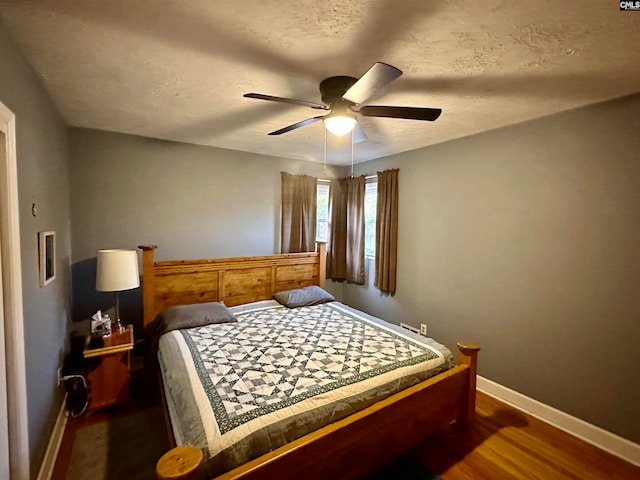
[342,62,402,105]
[268,116,325,135]
[244,93,329,110]
[359,105,442,121]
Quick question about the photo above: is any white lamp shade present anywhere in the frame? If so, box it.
[324,114,357,136]
[96,249,140,292]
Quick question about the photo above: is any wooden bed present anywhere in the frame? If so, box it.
[139,242,479,480]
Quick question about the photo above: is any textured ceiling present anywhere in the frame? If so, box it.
[1,0,639,165]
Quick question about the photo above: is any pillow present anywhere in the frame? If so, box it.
[155,301,238,331]
[273,285,335,308]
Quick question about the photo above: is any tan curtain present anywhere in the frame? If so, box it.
[281,172,317,253]
[375,169,398,295]
[327,175,365,284]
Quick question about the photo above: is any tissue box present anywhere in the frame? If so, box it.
[91,319,105,338]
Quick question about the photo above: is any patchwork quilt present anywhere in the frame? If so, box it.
[157,300,454,477]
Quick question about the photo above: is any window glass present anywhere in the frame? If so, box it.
[365,181,377,257]
[316,182,330,242]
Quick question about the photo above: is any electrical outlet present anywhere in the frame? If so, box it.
[420,323,427,336]
[57,367,62,386]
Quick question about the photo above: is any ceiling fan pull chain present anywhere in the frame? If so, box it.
[350,129,354,178]
[323,127,327,176]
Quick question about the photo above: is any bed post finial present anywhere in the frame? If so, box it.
[457,340,480,428]
[138,245,158,328]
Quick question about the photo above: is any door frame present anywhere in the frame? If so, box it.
[0,100,30,479]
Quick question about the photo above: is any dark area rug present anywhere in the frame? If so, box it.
[65,407,170,480]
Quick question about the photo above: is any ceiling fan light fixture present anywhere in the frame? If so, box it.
[324,113,356,136]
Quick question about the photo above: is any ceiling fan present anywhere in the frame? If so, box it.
[243,62,442,139]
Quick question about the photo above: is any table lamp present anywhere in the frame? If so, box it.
[96,249,140,333]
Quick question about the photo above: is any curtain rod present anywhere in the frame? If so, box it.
[319,175,377,182]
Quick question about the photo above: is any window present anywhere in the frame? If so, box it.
[316,181,330,242]
[317,179,377,256]
[364,180,377,257]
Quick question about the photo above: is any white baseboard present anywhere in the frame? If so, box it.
[477,376,640,467]
[37,395,68,480]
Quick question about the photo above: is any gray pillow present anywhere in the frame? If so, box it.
[273,285,335,308]
[156,301,238,330]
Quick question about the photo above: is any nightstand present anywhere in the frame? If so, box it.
[83,325,134,413]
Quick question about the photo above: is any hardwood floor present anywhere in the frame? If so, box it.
[53,387,640,480]
[409,392,640,479]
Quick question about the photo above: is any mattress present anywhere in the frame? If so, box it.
[157,300,455,477]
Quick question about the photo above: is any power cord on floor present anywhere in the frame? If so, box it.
[61,374,88,417]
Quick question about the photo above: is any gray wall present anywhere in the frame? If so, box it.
[0,21,72,477]
[345,94,640,444]
[69,128,343,332]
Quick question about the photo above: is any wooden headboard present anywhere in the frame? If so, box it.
[137,242,327,328]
